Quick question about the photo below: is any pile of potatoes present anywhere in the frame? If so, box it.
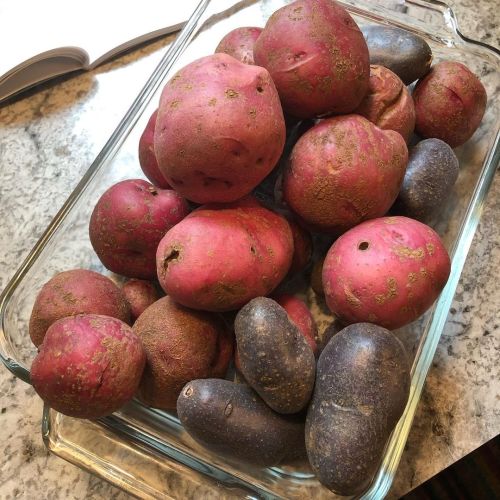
[28,0,487,496]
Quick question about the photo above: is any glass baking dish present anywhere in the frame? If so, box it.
[1,0,499,498]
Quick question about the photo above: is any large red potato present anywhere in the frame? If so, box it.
[31,314,146,419]
[154,53,285,203]
[283,115,408,235]
[253,0,370,118]
[413,61,487,147]
[156,197,293,312]
[29,269,130,347]
[133,296,233,410]
[322,216,451,329]
[89,179,189,280]
[215,27,263,65]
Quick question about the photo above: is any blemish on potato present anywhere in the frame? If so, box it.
[225,89,239,98]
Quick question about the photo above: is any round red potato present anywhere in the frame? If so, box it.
[89,179,189,280]
[138,109,171,188]
[413,61,487,147]
[122,279,161,322]
[31,314,146,419]
[29,269,131,347]
[154,53,285,203]
[283,115,408,235]
[323,216,451,330]
[133,296,233,410]
[353,65,416,142]
[254,0,369,118]
[286,216,313,274]
[156,197,294,312]
[215,27,263,65]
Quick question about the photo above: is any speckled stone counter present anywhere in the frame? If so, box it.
[0,2,498,499]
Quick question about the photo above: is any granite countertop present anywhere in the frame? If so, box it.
[0,1,498,499]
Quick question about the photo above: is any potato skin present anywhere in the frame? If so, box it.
[31,314,146,419]
[177,379,305,466]
[413,61,487,148]
[154,53,285,203]
[215,27,262,65]
[306,323,410,495]
[253,0,369,118]
[393,139,459,222]
[353,65,416,142]
[133,296,233,411]
[89,179,189,280]
[122,279,161,322]
[361,25,432,85]
[323,216,451,329]
[156,197,293,312]
[29,269,131,347]
[283,115,408,234]
[286,216,313,274]
[235,297,315,414]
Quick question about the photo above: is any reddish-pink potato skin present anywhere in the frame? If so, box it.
[273,294,318,355]
[29,269,131,347]
[133,296,233,410]
[353,65,416,142]
[253,0,369,118]
[89,179,189,280]
[138,110,171,188]
[413,61,487,148]
[323,216,451,330]
[122,279,161,322]
[215,27,263,65]
[156,197,294,312]
[154,53,286,203]
[31,314,146,419]
[283,115,408,235]
[286,217,313,274]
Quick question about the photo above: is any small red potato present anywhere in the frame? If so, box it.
[253,0,370,118]
[122,279,161,322]
[31,314,146,419]
[138,110,171,188]
[215,27,263,65]
[133,296,233,410]
[413,61,487,147]
[286,216,313,274]
[154,53,285,203]
[323,216,451,329]
[29,269,130,347]
[353,65,416,142]
[89,179,189,280]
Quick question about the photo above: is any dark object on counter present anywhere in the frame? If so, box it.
[361,25,432,84]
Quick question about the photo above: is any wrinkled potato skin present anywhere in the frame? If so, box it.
[133,297,233,410]
[235,297,315,414]
[154,53,285,203]
[283,115,408,235]
[29,269,131,347]
[306,323,410,496]
[353,65,416,142]
[361,25,432,85]
[323,216,451,330]
[393,139,459,222]
[215,27,263,65]
[254,0,369,118]
[177,379,305,466]
[413,61,487,147]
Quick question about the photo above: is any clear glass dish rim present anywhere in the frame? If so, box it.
[1,0,499,498]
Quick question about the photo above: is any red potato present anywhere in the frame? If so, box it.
[353,65,416,142]
[29,269,131,347]
[138,110,171,188]
[122,279,161,322]
[283,115,408,235]
[215,27,263,65]
[286,216,313,274]
[154,53,286,203]
[253,0,370,118]
[413,61,487,147]
[89,179,189,280]
[133,296,233,410]
[322,216,451,330]
[31,314,146,419]
[156,197,294,312]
